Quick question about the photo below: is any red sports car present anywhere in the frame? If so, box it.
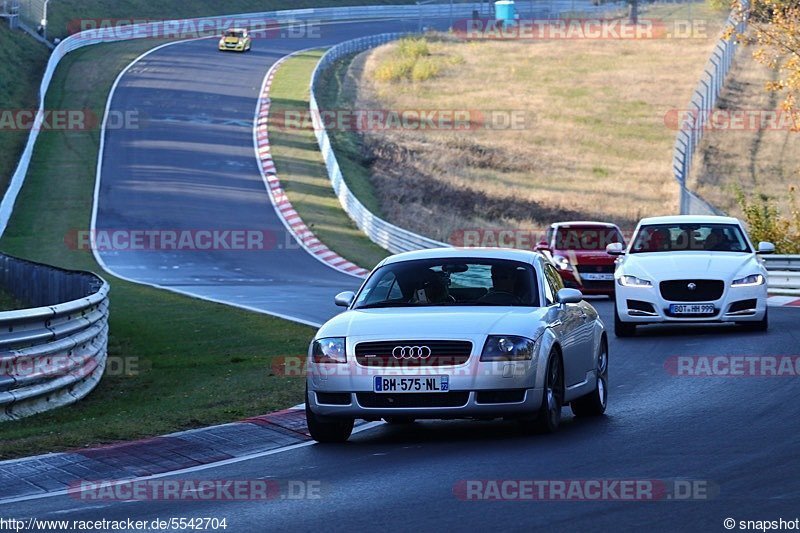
[535,221,626,296]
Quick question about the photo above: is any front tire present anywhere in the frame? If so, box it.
[305,389,354,443]
[532,351,564,434]
[739,307,768,332]
[614,302,636,337]
[571,340,608,417]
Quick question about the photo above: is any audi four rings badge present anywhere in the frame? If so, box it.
[392,346,432,359]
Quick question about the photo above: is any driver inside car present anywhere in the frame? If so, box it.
[476,264,521,304]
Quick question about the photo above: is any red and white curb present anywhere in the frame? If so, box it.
[768,295,800,307]
[254,52,370,279]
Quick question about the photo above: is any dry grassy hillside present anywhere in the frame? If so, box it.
[328,4,728,241]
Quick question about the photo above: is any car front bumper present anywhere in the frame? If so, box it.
[308,387,544,419]
[558,269,615,296]
[615,282,767,324]
[307,344,544,419]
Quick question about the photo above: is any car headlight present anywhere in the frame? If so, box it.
[481,335,537,362]
[552,255,573,272]
[619,275,652,288]
[732,274,765,287]
[311,337,346,364]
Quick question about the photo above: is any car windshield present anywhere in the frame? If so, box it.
[353,258,540,308]
[555,226,623,251]
[225,30,244,38]
[630,223,751,253]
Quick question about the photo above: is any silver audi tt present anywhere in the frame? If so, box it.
[306,248,608,442]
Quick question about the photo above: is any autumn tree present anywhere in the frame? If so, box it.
[732,0,800,131]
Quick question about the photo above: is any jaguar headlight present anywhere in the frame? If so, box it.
[619,275,652,288]
[311,337,346,364]
[481,335,538,362]
[732,274,764,287]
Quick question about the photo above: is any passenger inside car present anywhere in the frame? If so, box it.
[411,270,454,304]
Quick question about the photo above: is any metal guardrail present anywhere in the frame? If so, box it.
[763,255,800,272]
[0,2,487,239]
[309,33,449,254]
[304,0,636,254]
[0,0,19,16]
[672,5,748,216]
[0,254,109,421]
[764,255,800,295]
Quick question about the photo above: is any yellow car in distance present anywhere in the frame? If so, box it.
[218,28,252,52]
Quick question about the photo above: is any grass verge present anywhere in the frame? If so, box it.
[326,4,730,241]
[0,39,313,460]
[691,45,800,217]
[314,51,384,217]
[268,49,389,270]
[0,26,51,194]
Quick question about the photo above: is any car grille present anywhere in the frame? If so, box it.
[355,340,472,367]
[356,392,470,408]
[659,279,724,302]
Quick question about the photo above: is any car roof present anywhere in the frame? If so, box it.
[551,221,620,228]
[637,215,741,226]
[380,247,542,266]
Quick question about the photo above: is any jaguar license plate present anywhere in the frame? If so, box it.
[669,304,715,315]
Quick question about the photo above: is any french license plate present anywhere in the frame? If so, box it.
[374,376,449,393]
[670,304,715,315]
[582,273,614,281]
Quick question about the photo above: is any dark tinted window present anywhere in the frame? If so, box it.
[354,258,540,308]
[554,226,624,251]
[631,223,750,253]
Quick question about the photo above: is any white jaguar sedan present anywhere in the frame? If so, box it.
[608,215,774,337]
[305,248,608,443]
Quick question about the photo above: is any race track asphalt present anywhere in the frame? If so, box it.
[93,19,427,325]
[4,302,799,532]
[13,6,795,531]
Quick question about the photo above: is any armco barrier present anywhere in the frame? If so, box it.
[309,33,448,254]
[0,2,487,239]
[0,254,109,421]
[764,255,800,296]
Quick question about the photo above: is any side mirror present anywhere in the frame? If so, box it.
[757,242,775,255]
[556,288,583,305]
[534,240,550,252]
[606,242,625,256]
[334,291,355,308]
